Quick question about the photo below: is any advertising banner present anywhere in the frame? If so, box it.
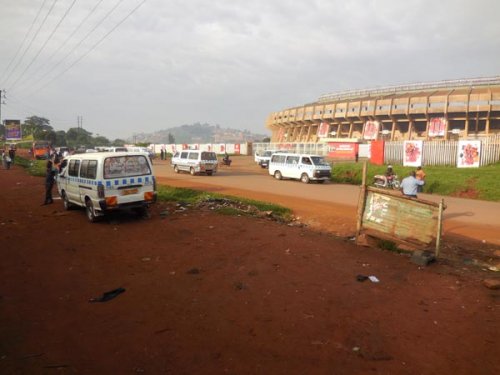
[457,140,481,168]
[4,119,22,141]
[327,142,357,159]
[403,140,423,167]
[317,122,329,138]
[277,127,285,142]
[428,117,447,137]
[363,121,379,140]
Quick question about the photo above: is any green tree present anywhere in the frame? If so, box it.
[112,139,126,146]
[55,131,67,146]
[93,136,110,147]
[23,116,53,140]
[65,127,92,148]
[168,132,175,144]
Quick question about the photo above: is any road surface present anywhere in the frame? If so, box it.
[155,156,500,245]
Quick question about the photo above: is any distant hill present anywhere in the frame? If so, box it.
[130,123,269,144]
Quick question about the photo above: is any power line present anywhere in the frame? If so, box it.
[0,0,49,87]
[27,0,146,96]
[23,0,126,95]
[2,0,59,88]
[8,0,79,91]
[15,0,105,92]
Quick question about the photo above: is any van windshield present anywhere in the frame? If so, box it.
[104,155,151,179]
[201,152,217,161]
[311,156,329,166]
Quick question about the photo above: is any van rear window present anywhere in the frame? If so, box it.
[104,155,151,179]
[201,152,217,160]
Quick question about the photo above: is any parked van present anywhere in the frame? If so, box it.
[268,153,331,183]
[171,150,218,175]
[57,152,156,222]
[254,149,280,168]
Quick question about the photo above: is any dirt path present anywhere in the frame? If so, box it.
[0,163,499,374]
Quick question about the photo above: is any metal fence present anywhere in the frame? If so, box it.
[384,134,500,166]
[253,142,328,156]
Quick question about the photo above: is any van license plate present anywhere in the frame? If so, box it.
[122,188,139,195]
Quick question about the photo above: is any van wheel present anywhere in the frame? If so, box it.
[301,173,310,184]
[206,171,213,176]
[190,167,196,176]
[85,199,98,223]
[174,165,179,173]
[274,171,282,180]
[62,192,73,210]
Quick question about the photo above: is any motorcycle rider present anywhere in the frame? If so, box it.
[222,152,231,166]
[385,165,395,183]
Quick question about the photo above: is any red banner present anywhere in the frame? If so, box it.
[363,121,379,140]
[317,122,329,138]
[428,117,447,137]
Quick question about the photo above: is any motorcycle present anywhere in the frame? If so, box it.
[373,174,400,189]
[221,157,232,166]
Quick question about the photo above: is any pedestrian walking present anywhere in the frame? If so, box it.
[160,149,165,160]
[400,171,424,198]
[2,150,12,169]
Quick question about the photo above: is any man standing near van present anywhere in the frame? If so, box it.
[43,160,56,205]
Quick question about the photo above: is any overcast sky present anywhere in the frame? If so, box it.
[0,0,499,140]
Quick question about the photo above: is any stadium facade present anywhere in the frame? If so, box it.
[266,76,500,143]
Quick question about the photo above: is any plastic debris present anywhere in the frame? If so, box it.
[89,287,126,303]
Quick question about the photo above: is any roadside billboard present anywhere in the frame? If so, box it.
[363,121,379,140]
[327,142,357,159]
[317,122,329,138]
[4,119,22,141]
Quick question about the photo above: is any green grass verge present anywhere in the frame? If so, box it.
[157,185,293,220]
[331,161,500,201]
[14,156,47,177]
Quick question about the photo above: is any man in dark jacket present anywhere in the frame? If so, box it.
[43,160,56,205]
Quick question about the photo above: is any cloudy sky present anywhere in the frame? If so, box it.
[0,0,499,139]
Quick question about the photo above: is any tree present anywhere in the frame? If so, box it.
[93,136,110,147]
[23,116,53,140]
[65,127,92,148]
[55,131,67,146]
[112,139,126,146]
[168,132,175,144]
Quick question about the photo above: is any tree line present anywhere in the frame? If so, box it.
[1,115,131,148]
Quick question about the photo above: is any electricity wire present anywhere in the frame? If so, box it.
[0,0,49,87]
[27,0,146,96]
[2,0,59,88]
[15,0,105,93]
[8,0,79,91]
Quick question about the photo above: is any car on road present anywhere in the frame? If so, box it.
[254,149,281,168]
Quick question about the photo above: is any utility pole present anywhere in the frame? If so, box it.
[0,89,5,127]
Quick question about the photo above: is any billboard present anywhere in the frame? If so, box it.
[363,121,379,140]
[403,140,423,167]
[428,117,447,137]
[4,119,22,141]
[457,140,481,168]
[327,142,357,159]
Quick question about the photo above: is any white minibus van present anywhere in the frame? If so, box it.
[57,152,156,222]
[171,150,218,175]
[268,153,331,183]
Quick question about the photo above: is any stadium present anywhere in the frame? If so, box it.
[266,76,500,143]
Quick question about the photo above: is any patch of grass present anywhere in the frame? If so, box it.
[331,161,500,201]
[157,185,292,221]
[14,156,46,176]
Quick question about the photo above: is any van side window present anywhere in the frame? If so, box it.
[180,152,188,159]
[68,159,80,177]
[286,156,300,164]
[302,157,312,165]
[271,154,286,163]
[201,152,217,160]
[80,160,97,179]
[188,152,199,160]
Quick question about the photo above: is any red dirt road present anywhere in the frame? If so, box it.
[0,162,499,374]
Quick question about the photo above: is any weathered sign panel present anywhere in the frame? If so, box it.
[357,186,444,253]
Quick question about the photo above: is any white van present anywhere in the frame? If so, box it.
[171,150,218,175]
[57,152,157,222]
[268,153,331,183]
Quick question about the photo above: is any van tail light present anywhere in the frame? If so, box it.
[153,176,156,191]
[106,196,117,207]
[98,184,105,198]
[144,191,154,201]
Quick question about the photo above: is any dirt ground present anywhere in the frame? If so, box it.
[0,161,499,374]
